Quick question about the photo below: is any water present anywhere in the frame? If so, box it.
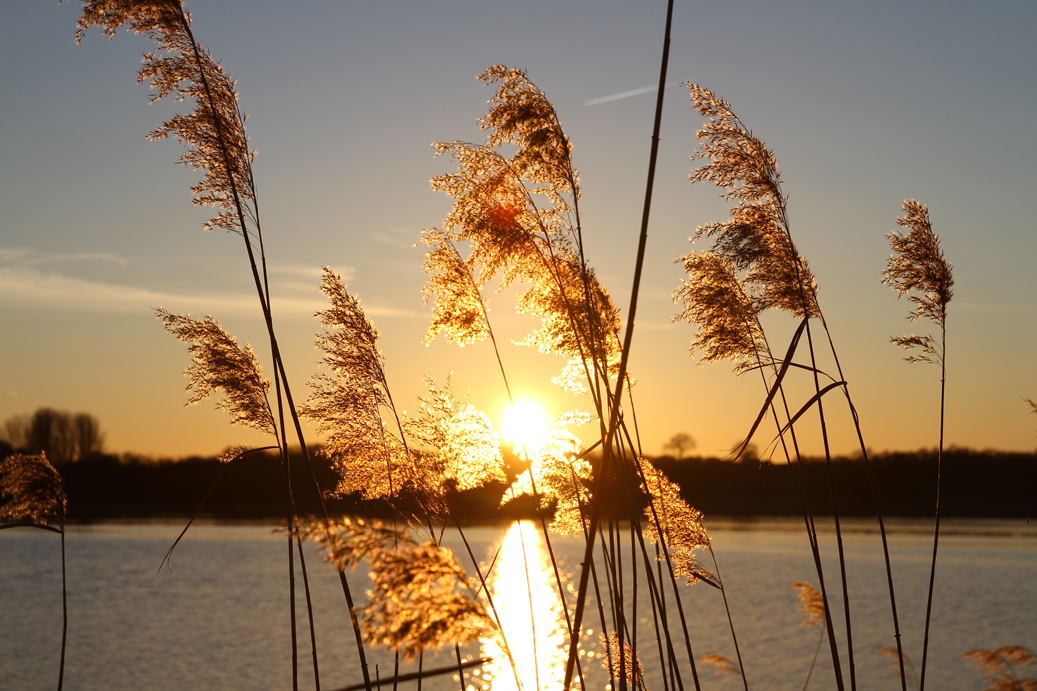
[1,519,1034,690]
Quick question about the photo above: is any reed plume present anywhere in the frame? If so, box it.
[790,581,825,627]
[501,421,592,535]
[297,518,494,660]
[963,647,1037,691]
[403,378,506,493]
[75,0,256,235]
[601,632,647,689]
[686,85,818,320]
[638,457,711,584]
[673,250,766,372]
[699,654,740,678]
[790,581,826,691]
[875,646,918,691]
[155,309,275,433]
[883,200,953,353]
[304,268,439,507]
[0,453,67,524]
[426,67,621,398]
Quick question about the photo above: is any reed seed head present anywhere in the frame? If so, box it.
[874,646,917,690]
[674,251,766,372]
[883,200,953,364]
[699,654,740,678]
[75,0,257,234]
[155,308,275,433]
[685,84,819,321]
[963,646,1037,691]
[600,632,645,686]
[304,270,442,509]
[501,422,591,535]
[404,377,506,492]
[789,581,825,626]
[639,457,711,583]
[298,518,493,659]
[426,67,620,394]
[0,453,67,524]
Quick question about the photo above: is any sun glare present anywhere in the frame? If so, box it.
[501,400,549,449]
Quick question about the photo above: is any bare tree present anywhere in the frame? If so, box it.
[1,409,105,462]
[663,432,696,459]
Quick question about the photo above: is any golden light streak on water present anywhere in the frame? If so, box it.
[477,521,568,691]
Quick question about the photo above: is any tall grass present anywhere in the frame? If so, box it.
[43,2,1030,691]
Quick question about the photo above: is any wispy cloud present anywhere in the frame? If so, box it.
[372,227,420,250]
[267,263,355,294]
[583,81,680,107]
[0,246,130,266]
[0,266,414,318]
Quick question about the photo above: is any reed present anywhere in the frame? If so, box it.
[883,200,954,691]
[0,452,68,691]
[963,647,1037,691]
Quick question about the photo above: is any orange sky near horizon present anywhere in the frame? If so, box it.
[2,1,1036,460]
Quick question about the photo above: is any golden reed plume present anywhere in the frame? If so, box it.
[155,309,275,433]
[296,517,493,660]
[0,453,67,524]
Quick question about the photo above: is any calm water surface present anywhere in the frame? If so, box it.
[1,518,1034,690]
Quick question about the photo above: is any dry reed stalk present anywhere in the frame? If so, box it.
[883,199,953,691]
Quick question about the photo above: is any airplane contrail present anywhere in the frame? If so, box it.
[583,81,680,106]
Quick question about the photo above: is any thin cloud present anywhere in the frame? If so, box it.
[0,246,130,266]
[583,81,680,106]
[372,228,420,250]
[0,266,414,318]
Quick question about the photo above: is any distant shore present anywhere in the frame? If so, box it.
[4,446,1032,522]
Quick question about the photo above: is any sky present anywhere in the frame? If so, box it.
[2,0,1035,459]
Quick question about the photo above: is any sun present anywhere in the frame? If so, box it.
[501,400,549,449]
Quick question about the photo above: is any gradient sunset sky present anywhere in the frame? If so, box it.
[2,0,1035,459]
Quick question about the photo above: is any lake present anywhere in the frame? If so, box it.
[2,518,1034,690]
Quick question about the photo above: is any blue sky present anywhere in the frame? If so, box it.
[2,0,1035,458]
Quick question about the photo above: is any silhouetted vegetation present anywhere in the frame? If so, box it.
[3,445,1031,521]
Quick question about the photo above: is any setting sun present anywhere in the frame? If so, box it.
[501,400,549,449]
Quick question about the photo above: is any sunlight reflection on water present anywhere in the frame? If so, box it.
[480,521,568,691]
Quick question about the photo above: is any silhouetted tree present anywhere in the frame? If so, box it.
[663,432,696,459]
[1,408,104,462]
